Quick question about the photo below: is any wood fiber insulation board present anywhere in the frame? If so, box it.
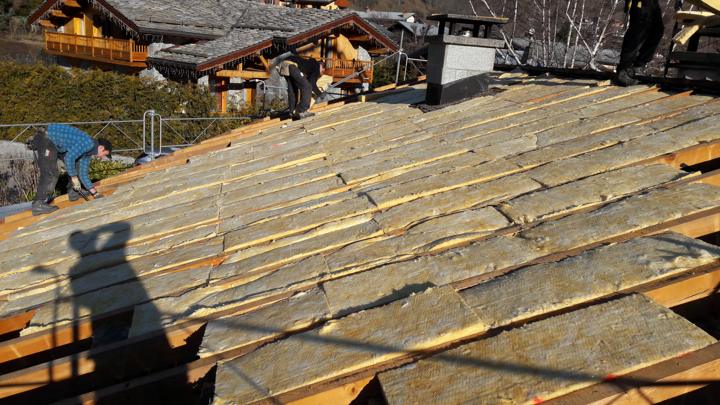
[520,183,720,254]
[221,151,328,184]
[510,104,718,171]
[366,160,523,209]
[132,255,330,337]
[21,265,212,336]
[323,235,539,317]
[0,187,220,252]
[211,286,487,405]
[379,294,717,405]
[500,164,690,224]
[0,197,219,276]
[373,174,541,233]
[447,86,626,137]
[438,86,614,134]
[0,237,223,316]
[199,288,330,357]
[325,208,509,274]
[336,140,471,186]
[218,191,358,235]
[461,233,720,329]
[446,90,674,148]
[527,115,720,187]
[220,158,332,195]
[532,94,716,148]
[213,220,382,280]
[221,215,373,265]
[223,195,376,252]
[323,181,720,316]
[220,176,347,216]
[338,89,604,172]
[11,182,221,239]
[354,152,487,195]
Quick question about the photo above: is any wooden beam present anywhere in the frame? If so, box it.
[38,19,55,29]
[546,342,720,405]
[0,321,205,400]
[258,55,270,70]
[642,262,720,308]
[287,376,373,405]
[62,0,82,7]
[648,140,720,170]
[215,70,270,79]
[50,9,69,19]
[0,311,35,337]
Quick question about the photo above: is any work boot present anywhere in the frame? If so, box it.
[68,188,81,202]
[614,67,639,87]
[293,111,316,120]
[32,201,59,216]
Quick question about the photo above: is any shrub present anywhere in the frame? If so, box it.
[0,61,220,150]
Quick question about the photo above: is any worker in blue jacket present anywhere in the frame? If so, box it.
[31,124,112,216]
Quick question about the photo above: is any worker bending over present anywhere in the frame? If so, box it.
[278,55,326,120]
[31,124,112,216]
[615,0,665,86]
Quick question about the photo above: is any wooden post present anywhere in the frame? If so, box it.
[91,36,94,57]
[129,39,133,62]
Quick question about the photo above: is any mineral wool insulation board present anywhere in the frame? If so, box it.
[379,294,717,405]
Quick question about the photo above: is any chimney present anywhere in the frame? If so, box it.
[424,14,507,105]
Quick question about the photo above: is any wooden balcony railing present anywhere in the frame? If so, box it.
[318,58,374,84]
[44,32,148,67]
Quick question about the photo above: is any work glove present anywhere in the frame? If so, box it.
[70,177,82,191]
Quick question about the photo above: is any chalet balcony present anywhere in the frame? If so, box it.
[320,58,374,85]
[44,32,148,68]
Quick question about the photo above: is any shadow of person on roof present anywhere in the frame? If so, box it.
[57,221,195,404]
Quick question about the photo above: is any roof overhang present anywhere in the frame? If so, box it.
[181,13,397,74]
[28,0,140,33]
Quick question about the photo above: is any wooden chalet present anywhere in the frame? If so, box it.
[27,0,397,111]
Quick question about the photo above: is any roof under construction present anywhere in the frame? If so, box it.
[0,75,719,403]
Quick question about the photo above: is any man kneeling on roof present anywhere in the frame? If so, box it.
[30,124,112,216]
[277,54,332,120]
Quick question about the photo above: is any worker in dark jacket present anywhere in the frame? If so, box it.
[615,0,665,86]
[31,124,112,216]
[277,55,326,120]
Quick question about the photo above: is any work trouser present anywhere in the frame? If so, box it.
[285,65,312,114]
[618,0,664,70]
[32,131,59,203]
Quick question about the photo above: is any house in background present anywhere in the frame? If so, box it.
[28,0,396,112]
